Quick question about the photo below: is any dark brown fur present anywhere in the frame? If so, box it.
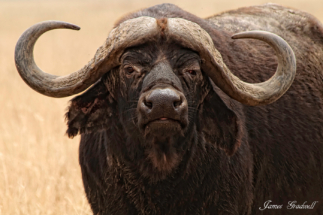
[156,18,168,39]
[66,3,323,215]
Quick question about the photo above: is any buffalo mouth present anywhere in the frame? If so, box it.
[141,116,187,138]
[145,117,182,127]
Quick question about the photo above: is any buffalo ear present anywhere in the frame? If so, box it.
[65,77,116,138]
[199,83,243,156]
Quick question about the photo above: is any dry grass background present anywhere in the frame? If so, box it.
[0,0,322,214]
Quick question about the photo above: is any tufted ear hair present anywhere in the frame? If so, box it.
[65,75,117,138]
[198,81,243,156]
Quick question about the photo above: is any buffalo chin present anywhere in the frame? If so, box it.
[146,137,180,175]
[141,121,185,177]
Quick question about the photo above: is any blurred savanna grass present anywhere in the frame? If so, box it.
[0,0,322,214]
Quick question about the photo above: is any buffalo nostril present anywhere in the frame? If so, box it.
[173,100,182,108]
[144,100,153,109]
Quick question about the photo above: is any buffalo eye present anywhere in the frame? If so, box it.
[187,70,196,76]
[124,66,135,74]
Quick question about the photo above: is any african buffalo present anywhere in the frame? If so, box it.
[15,3,323,215]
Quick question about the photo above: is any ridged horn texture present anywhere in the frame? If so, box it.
[166,18,296,106]
[15,17,296,105]
[15,17,159,97]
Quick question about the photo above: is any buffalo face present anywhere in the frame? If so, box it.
[115,42,209,175]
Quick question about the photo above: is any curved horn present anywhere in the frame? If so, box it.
[166,18,296,106]
[15,17,159,98]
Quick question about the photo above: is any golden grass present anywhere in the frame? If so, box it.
[0,0,322,214]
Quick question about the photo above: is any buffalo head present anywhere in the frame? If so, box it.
[15,17,296,178]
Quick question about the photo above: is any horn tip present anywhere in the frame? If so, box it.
[59,21,80,31]
[69,24,81,31]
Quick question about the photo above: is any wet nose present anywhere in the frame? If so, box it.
[141,88,186,115]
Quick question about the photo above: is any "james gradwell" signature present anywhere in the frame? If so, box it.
[259,200,319,211]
